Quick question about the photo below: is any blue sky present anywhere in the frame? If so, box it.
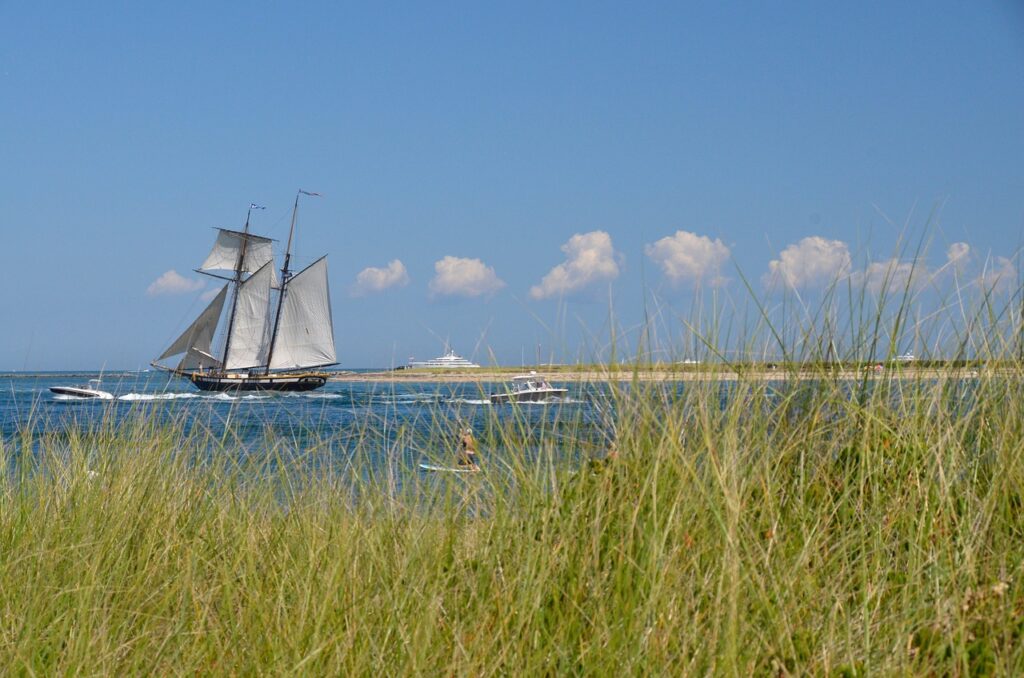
[2,1,1023,369]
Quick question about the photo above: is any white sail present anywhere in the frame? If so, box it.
[179,347,222,371]
[224,261,276,370]
[269,256,336,370]
[158,285,228,368]
[200,228,274,273]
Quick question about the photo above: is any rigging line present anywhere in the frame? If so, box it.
[267,206,292,231]
[265,190,303,373]
[472,318,494,361]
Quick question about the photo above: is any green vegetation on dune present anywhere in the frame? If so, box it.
[2,365,1023,674]
[4,263,1024,674]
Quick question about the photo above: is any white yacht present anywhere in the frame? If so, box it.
[489,372,568,404]
[408,349,480,369]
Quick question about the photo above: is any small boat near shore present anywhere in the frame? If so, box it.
[489,372,568,404]
[50,379,114,400]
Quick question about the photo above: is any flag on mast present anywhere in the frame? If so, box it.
[298,190,322,197]
[249,203,266,210]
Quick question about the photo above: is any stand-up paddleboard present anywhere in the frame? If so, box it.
[419,463,480,473]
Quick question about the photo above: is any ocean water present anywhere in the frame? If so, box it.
[0,371,611,471]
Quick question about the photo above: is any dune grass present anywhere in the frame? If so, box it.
[3,275,1024,674]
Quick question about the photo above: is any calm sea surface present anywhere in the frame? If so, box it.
[1,372,611,471]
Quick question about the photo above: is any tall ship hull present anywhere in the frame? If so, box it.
[190,371,328,392]
[152,192,338,392]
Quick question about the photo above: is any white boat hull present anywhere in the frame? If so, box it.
[50,386,114,400]
[489,387,568,404]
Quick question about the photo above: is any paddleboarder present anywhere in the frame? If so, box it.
[456,427,480,470]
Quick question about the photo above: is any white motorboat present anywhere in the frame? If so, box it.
[50,379,114,400]
[408,349,480,369]
[489,372,568,404]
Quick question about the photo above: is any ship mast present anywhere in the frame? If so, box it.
[265,190,319,373]
[219,205,254,370]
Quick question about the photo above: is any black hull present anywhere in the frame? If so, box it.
[190,372,328,392]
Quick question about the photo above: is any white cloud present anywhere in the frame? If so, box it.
[977,256,1017,292]
[428,256,505,298]
[147,270,205,296]
[927,242,971,282]
[856,258,922,294]
[764,236,851,288]
[351,259,410,296]
[947,242,970,266]
[645,230,730,287]
[529,231,620,300]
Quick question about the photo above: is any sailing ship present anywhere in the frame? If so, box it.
[152,190,337,392]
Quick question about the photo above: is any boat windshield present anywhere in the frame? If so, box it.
[512,376,550,391]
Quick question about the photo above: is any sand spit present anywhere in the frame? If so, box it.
[329,367,994,383]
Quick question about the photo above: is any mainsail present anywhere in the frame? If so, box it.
[157,285,227,370]
[223,261,276,370]
[268,256,336,370]
[200,228,274,273]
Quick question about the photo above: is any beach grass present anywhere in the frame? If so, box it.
[3,276,1024,674]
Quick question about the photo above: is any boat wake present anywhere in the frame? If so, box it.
[372,394,443,404]
[449,398,493,406]
[284,392,343,399]
[119,392,199,401]
[211,392,270,401]
[117,392,270,402]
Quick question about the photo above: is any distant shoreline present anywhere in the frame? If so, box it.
[329,366,996,383]
[2,366,1006,384]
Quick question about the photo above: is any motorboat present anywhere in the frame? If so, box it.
[489,372,568,404]
[408,349,480,369]
[50,379,114,400]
